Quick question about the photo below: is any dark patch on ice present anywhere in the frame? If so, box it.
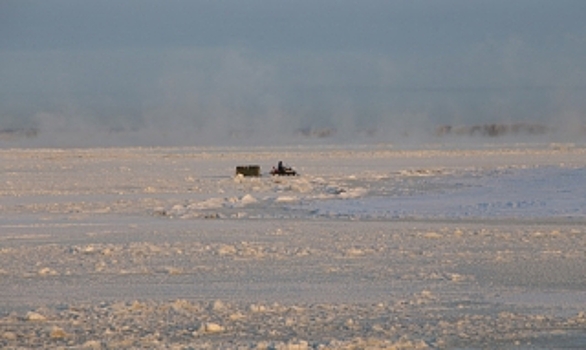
[0,127,39,140]
[435,122,550,138]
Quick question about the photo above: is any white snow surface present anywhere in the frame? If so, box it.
[1,144,586,349]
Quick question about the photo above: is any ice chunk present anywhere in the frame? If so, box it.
[240,194,258,205]
[26,311,46,322]
[198,322,225,333]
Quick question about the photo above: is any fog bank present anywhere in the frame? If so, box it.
[1,1,585,147]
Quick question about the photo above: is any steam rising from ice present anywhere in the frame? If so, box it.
[2,38,586,148]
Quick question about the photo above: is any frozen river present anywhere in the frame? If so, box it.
[1,144,586,348]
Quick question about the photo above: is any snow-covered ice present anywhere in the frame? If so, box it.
[1,144,586,348]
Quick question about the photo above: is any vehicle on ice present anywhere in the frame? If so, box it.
[271,161,297,176]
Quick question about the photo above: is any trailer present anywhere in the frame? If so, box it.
[235,165,261,177]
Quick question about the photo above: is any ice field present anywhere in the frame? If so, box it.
[1,144,586,348]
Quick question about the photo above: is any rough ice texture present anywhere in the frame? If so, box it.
[1,144,586,348]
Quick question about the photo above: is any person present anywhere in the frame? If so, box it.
[278,161,284,173]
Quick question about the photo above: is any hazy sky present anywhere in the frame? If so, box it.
[2,0,586,146]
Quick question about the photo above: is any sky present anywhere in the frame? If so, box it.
[1,0,586,147]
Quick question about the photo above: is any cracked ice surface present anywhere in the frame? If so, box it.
[1,144,586,348]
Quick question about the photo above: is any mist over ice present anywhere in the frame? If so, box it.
[1,1,585,147]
